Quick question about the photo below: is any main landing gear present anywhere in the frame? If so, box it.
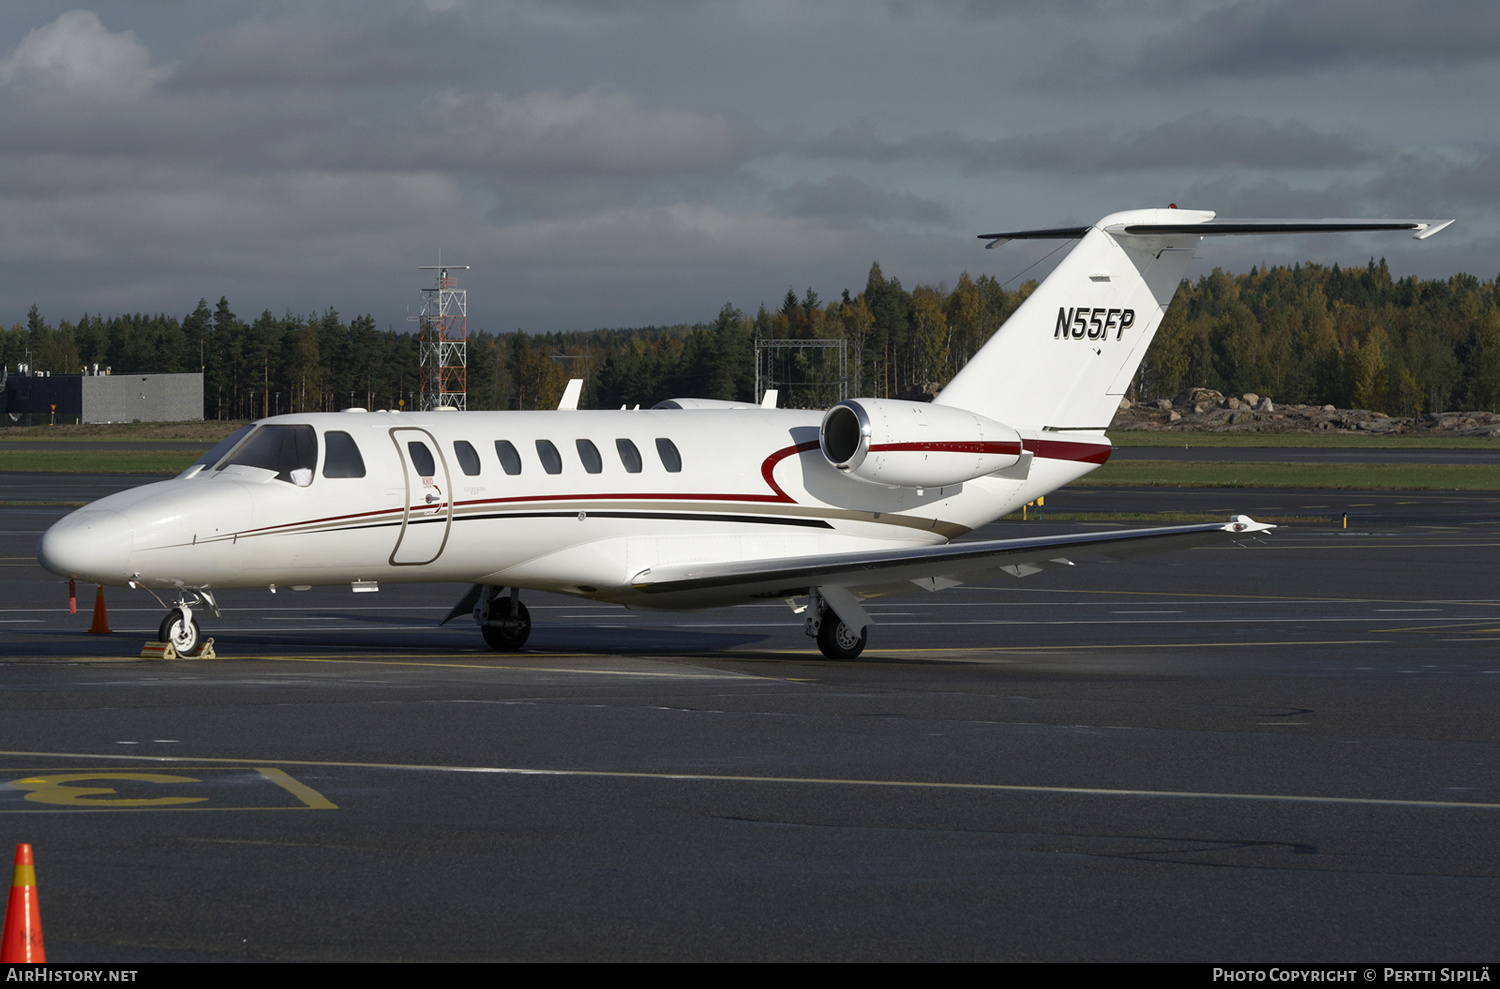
[802,587,868,660]
[155,590,218,656]
[476,585,531,651]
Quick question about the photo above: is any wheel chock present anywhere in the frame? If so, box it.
[1,843,45,963]
[140,641,178,660]
[140,638,216,660]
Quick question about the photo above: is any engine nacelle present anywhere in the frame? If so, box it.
[819,398,1023,488]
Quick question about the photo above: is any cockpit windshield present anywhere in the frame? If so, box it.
[192,424,255,469]
[213,424,318,484]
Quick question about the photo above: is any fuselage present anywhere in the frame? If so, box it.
[37,407,1109,609]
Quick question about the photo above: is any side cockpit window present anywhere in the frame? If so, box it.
[214,424,318,485]
[322,431,367,478]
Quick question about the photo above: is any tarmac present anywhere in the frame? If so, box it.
[1,468,1497,961]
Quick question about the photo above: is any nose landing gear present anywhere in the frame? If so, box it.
[155,590,218,658]
[159,608,201,654]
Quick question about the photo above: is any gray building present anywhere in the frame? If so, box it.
[2,368,203,425]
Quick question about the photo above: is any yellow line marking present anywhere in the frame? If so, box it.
[255,767,337,809]
[986,586,1500,606]
[0,765,337,812]
[29,653,757,677]
[754,640,1387,655]
[257,656,757,677]
[0,749,1492,812]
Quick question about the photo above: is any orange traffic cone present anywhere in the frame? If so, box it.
[88,584,111,635]
[1,843,44,963]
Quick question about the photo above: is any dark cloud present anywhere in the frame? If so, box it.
[1148,0,1500,77]
[769,176,954,226]
[0,2,1496,333]
[801,114,1367,174]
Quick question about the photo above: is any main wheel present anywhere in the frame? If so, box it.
[480,598,531,651]
[158,609,201,655]
[816,616,867,659]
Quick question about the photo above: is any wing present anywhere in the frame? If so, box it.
[627,516,1274,621]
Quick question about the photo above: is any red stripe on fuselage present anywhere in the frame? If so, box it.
[234,440,818,537]
[868,441,1023,455]
[1027,440,1111,465]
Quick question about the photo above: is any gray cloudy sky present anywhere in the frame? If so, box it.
[1,1,1495,334]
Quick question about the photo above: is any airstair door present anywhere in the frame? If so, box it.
[389,427,452,566]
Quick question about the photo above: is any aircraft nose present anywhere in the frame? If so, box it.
[37,509,134,583]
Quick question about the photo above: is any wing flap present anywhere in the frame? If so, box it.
[630,516,1273,600]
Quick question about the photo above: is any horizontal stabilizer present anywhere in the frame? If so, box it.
[981,216,1454,247]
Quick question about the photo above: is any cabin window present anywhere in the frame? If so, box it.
[616,438,642,473]
[536,439,563,475]
[494,440,522,475]
[322,431,367,478]
[453,440,482,476]
[407,441,436,478]
[576,439,603,474]
[214,424,318,484]
[655,437,682,473]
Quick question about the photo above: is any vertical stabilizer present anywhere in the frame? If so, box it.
[935,209,1452,432]
[935,208,1207,431]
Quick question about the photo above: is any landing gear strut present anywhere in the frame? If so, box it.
[476,586,531,651]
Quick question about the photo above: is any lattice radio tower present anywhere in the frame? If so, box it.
[411,261,470,411]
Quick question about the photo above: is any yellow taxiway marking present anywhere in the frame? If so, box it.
[258,655,753,677]
[0,765,336,812]
[37,653,756,677]
[256,766,338,809]
[994,585,1499,606]
[1374,621,1500,634]
[757,639,1388,655]
[0,749,1493,813]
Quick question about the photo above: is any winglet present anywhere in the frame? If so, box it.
[557,378,583,411]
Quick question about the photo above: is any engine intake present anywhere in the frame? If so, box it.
[819,399,1023,488]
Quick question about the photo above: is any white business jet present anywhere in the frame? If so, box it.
[37,208,1452,658]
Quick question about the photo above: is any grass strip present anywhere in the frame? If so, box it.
[0,450,197,474]
[1089,460,1500,489]
[999,512,1334,524]
[0,422,247,443]
[1109,431,1500,449]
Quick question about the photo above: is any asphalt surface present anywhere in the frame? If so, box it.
[1,471,1497,962]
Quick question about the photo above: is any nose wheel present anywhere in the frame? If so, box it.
[158,607,201,655]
